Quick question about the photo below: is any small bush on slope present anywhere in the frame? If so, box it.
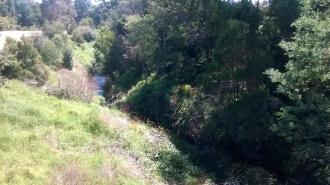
[0,81,214,185]
[0,38,49,86]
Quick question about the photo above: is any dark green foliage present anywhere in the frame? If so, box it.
[266,0,330,183]
[0,0,41,27]
[40,39,62,66]
[16,1,42,27]
[72,25,95,43]
[93,0,329,184]
[72,29,85,43]
[225,164,278,185]
[94,27,115,66]
[42,21,64,39]
[126,76,174,125]
[82,31,95,42]
[156,150,192,184]
[74,0,91,22]
[211,91,289,171]
[63,48,73,70]
[262,0,300,70]
[171,85,214,143]
[0,38,48,85]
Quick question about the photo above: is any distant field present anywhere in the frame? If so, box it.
[0,31,42,50]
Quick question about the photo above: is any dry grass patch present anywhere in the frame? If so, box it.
[49,163,90,185]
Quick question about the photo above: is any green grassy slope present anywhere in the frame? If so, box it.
[71,42,95,67]
[0,81,213,185]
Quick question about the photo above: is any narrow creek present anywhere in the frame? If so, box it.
[93,75,107,96]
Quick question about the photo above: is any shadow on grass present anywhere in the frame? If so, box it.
[149,128,226,184]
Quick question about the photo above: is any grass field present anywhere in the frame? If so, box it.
[0,81,213,185]
[71,42,95,67]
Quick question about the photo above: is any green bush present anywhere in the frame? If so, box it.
[51,34,67,51]
[41,40,62,66]
[67,22,77,34]
[171,85,214,143]
[16,38,41,68]
[0,16,17,30]
[126,75,174,125]
[79,17,93,28]
[211,91,289,172]
[72,26,95,43]
[72,28,85,43]
[82,30,96,42]
[30,63,49,85]
[0,38,48,85]
[0,38,20,78]
[42,21,64,39]
[33,35,47,51]
[63,48,73,70]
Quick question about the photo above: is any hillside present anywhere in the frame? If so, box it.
[0,81,214,185]
[1,0,329,184]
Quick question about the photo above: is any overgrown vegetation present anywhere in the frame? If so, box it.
[93,0,329,184]
[0,0,329,184]
[0,37,48,85]
[0,81,213,185]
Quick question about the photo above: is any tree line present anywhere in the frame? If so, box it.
[92,0,329,184]
[0,0,329,184]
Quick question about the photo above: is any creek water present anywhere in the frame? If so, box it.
[93,75,106,96]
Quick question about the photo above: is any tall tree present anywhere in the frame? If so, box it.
[16,1,42,26]
[263,0,300,70]
[74,0,91,22]
[267,0,330,183]
[41,0,76,25]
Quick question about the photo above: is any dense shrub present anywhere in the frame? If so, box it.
[51,34,67,51]
[72,28,85,43]
[79,17,93,28]
[41,40,62,66]
[43,21,64,39]
[126,75,174,125]
[0,38,48,85]
[72,26,95,43]
[0,16,17,30]
[63,48,73,70]
[29,63,49,85]
[170,85,214,143]
[117,68,142,90]
[82,30,96,42]
[0,38,20,79]
[33,35,47,51]
[211,91,289,172]
[67,22,77,35]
